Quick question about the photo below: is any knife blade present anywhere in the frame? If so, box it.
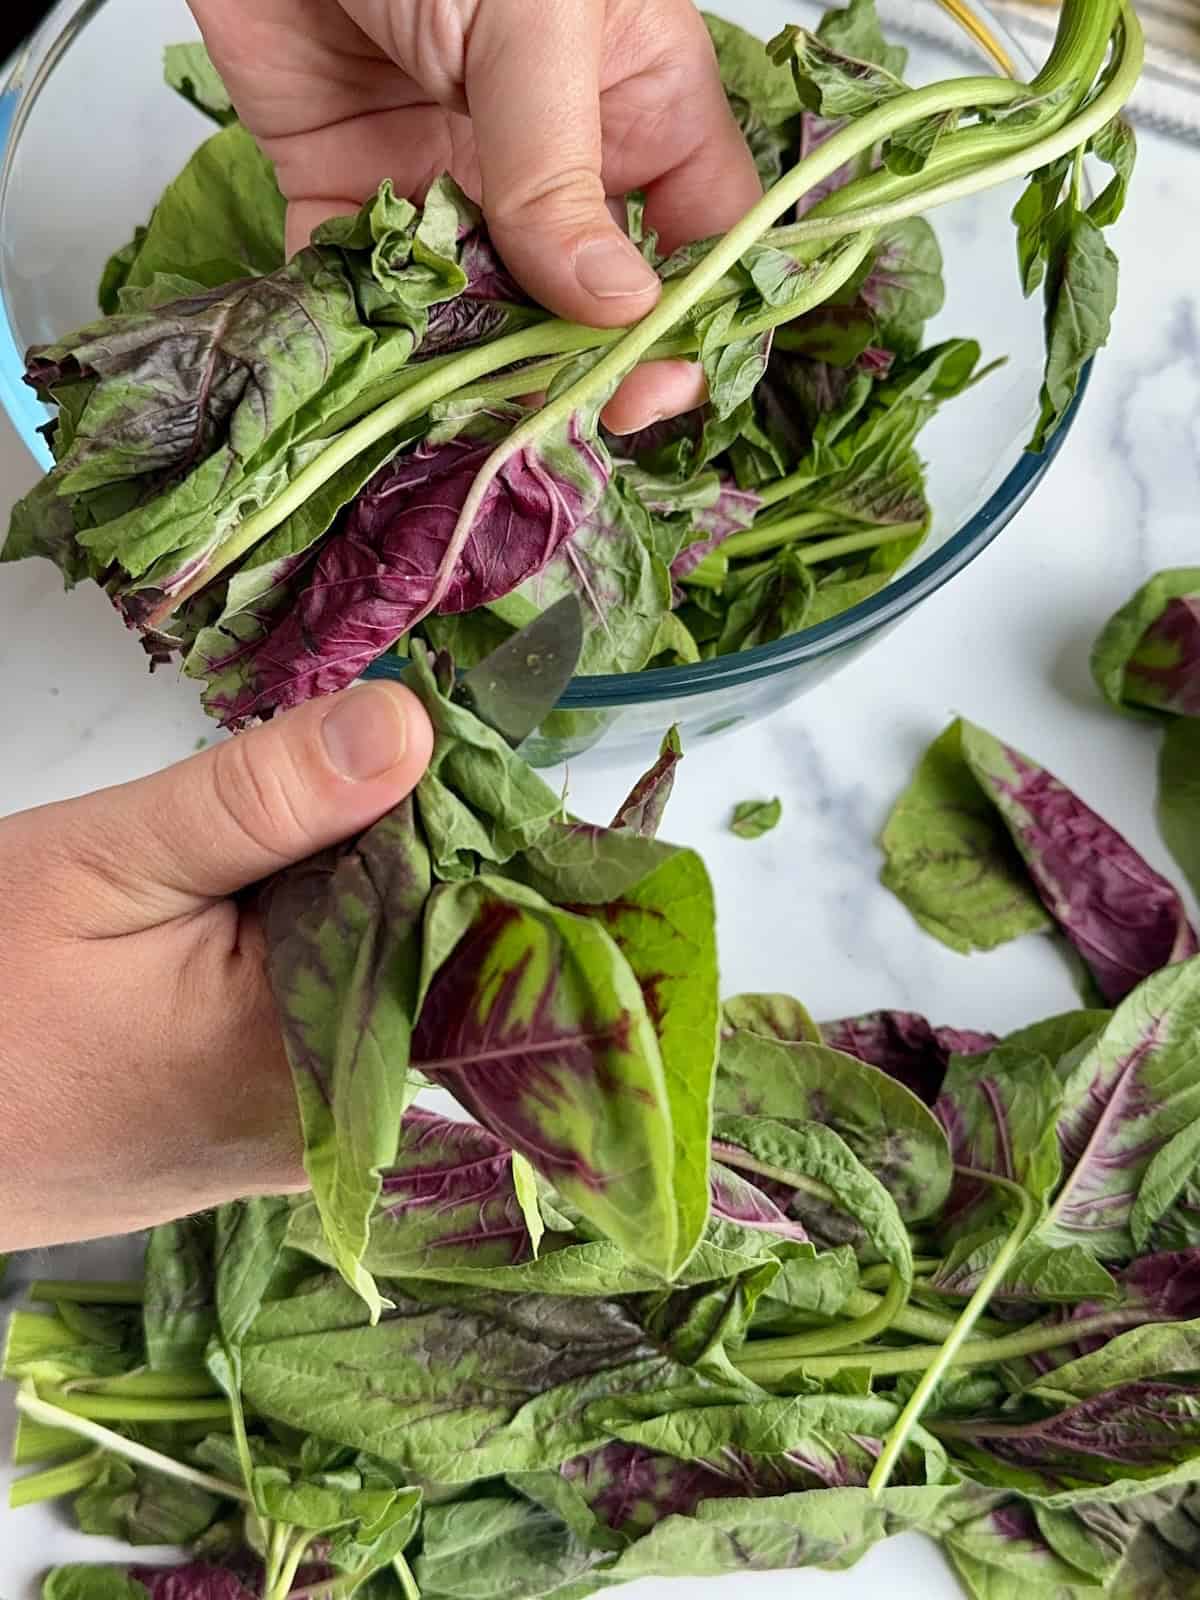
[452,595,584,748]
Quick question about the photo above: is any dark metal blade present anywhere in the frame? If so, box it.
[454,595,584,748]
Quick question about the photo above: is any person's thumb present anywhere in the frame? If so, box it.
[52,684,434,928]
[466,0,661,327]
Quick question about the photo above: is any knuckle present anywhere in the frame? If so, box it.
[487,163,608,233]
[208,735,315,870]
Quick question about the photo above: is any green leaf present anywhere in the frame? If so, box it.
[935,1045,1064,1242]
[703,13,804,127]
[414,874,687,1278]
[715,551,814,655]
[931,1236,1118,1306]
[1031,208,1119,454]
[1160,718,1200,902]
[816,0,908,76]
[514,821,720,1280]
[885,109,961,177]
[730,796,783,839]
[716,1113,913,1292]
[118,122,285,293]
[510,476,672,676]
[1038,959,1200,1260]
[1090,567,1200,718]
[511,1154,547,1259]
[72,1456,221,1546]
[722,992,821,1043]
[880,719,1049,955]
[406,644,563,879]
[143,1214,217,1373]
[265,797,432,1318]
[717,1031,953,1223]
[768,21,907,120]
[1132,1119,1200,1253]
[240,1275,720,1482]
[417,1497,604,1600]
[163,41,237,126]
[1088,117,1137,229]
[43,1572,149,1600]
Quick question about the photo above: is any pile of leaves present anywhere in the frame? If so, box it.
[8,567,1200,1600]
[0,0,1140,740]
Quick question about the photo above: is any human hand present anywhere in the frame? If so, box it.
[0,684,433,1250]
[185,0,761,433]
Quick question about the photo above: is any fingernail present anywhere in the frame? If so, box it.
[322,686,409,780]
[575,236,660,300]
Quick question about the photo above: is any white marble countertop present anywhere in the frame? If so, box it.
[1,120,1198,1600]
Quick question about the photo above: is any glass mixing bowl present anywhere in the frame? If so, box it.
[0,0,1086,764]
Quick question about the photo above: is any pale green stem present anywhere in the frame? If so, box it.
[844,1290,965,1344]
[394,1553,422,1600]
[38,1385,231,1424]
[735,1306,1128,1384]
[795,522,926,565]
[712,1143,911,1355]
[62,1372,219,1400]
[460,230,878,409]
[9,1448,103,1509]
[770,3,1142,253]
[407,75,1022,631]
[684,517,925,588]
[14,1385,249,1502]
[268,1528,315,1600]
[868,1167,1036,1495]
[860,1258,942,1290]
[27,1280,143,1305]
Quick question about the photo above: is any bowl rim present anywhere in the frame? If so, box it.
[0,0,1090,711]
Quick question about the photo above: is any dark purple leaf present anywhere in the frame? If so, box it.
[709,1159,810,1243]
[213,408,610,727]
[126,1560,332,1600]
[960,720,1198,1003]
[420,225,533,358]
[378,1108,532,1261]
[943,1381,1200,1486]
[820,1010,996,1106]
[128,1567,255,1600]
[1124,597,1200,717]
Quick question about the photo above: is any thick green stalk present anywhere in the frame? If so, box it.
[460,230,878,410]
[407,74,1022,631]
[267,1528,315,1600]
[810,0,1119,226]
[772,2,1142,253]
[14,1385,249,1502]
[27,1280,143,1305]
[860,1259,942,1290]
[62,1371,219,1400]
[713,1143,911,1353]
[37,1384,230,1424]
[796,522,926,565]
[394,1554,421,1600]
[685,518,925,588]
[9,1449,103,1510]
[868,1167,1036,1494]
[736,1306,1131,1385]
[844,1290,966,1344]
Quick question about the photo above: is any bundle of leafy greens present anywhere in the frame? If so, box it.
[0,0,1140,736]
[10,615,1200,1600]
